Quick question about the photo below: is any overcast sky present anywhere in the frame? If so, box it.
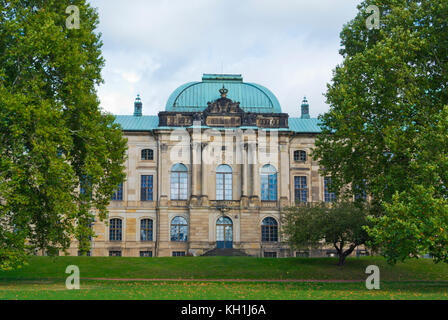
[90,0,361,118]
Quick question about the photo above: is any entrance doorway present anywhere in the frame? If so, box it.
[216,216,233,249]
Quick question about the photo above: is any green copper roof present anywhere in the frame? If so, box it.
[114,115,159,131]
[288,118,322,133]
[165,74,282,113]
[113,115,322,133]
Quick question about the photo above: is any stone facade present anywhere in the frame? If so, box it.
[64,74,352,258]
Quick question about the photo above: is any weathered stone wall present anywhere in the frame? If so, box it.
[65,130,338,258]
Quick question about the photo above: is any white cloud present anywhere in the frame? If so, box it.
[90,0,361,117]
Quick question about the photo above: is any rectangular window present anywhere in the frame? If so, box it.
[261,174,277,201]
[296,251,309,258]
[354,180,367,201]
[80,175,92,199]
[294,176,308,203]
[140,251,153,257]
[172,251,186,257]
[141,175,153,201]
[326,251,337,257]
[140,219,153,241]
[170,172,188,200]
[324,177,336,202]
[77,251,91,257]
[112,182,123,201]
[109,219,122,241]
[109,251,122,257]
[216,173,232,200]
[264,252,277,258]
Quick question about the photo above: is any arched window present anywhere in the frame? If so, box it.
[140,219,153,241]
[261,164,277,201]
[261,217,278,242]
[170,216,188,242]
[216,165,232,200]
[170,163,188,200]
[109,218,122,241]
[141,149,154,160]
[294,150,307,162]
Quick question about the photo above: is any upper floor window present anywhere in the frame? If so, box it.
[216,165,232,200]
[170,216,188,242]
[80,175,92,199]
[141,149,154,160]
[354,179,367,202]
[112,182,123,201]
[170,163,188,200]
[261,164,277,201]
[294,176,308,203]
[140,219,153,241]
[109,218,122,241]
[324,177,337,202]
[294,150,307,162]
[141,175,153,201]
[261,217,278,242]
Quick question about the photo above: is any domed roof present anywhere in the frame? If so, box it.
[165,74,282,113]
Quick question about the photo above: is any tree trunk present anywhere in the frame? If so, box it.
[337,254,346,266]
[337,244,357,266]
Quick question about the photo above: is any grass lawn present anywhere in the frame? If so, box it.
[0,280,447,300]
[0,256,447,300]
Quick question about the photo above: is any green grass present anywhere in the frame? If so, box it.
[0,279,447,300]
[1,256,447,281]
[1,256,447,300]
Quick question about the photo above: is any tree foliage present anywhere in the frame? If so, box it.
[313,0,448,262]
[282,202,372,266]
[0,0,127,269]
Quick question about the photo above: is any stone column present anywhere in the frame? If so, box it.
[201,143,209,206]
[249,142,259,197]
[159,142,168,207]
[241,143,248,196]
[279,140,289,207]
[191,142,201,197]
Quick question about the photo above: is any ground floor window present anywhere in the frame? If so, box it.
[263,252,277,258]
[109,250,122,257]
[296,250,309,257]
[261,217,278,242]
[77,251,91,257]
[140,251,153,257]
[172,251,186,257]
[326,250,337,257]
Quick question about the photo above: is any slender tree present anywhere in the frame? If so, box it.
[313,0,448,263]
[0,0,127,269]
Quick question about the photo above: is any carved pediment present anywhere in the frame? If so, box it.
[204,97,245,115]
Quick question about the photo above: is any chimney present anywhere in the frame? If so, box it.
[301,97,310,119]
[134,94,142,117]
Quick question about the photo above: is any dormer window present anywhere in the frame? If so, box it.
[294,150,307,162]
[141,149,154,161]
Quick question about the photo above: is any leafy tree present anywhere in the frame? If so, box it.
[0,0,127,269]
[313,0,448,262]
[282,202,371,266]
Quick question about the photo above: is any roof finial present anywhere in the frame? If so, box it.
[219,85,228,98]
[301,96,310,119]
[134,94,142,117]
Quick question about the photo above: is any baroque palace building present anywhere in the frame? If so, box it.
[68,73,340,258]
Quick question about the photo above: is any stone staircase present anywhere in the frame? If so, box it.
[202,248,250,257]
